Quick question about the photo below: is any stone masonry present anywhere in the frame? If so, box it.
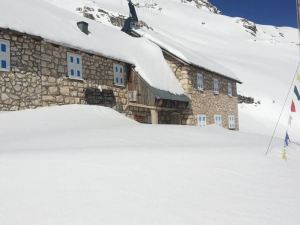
[0,29,240,128]
[164,53,239,129]
[0,29,128,113]
[0,30,42,110]
[40,41,128,111]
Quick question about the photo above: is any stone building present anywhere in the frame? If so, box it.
[162,50,241,129]
[0,27,188,124]
[118,1,241,129]
[0,0,241,129]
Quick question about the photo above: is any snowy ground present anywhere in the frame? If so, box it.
[1,105,300,225]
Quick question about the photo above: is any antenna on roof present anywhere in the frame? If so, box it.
[121,0,139,34]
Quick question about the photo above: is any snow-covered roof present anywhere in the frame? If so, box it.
[0,0,185,95]
[137,30,242,83]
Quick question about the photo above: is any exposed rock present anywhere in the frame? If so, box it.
[236,18,258,36]
[238,95,261,105]
[76,6,153,31]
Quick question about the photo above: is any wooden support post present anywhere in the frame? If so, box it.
[150,109,158,124]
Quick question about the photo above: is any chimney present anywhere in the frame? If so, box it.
[77,21,89,35]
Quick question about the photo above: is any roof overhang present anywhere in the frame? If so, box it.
[151,86,189,103]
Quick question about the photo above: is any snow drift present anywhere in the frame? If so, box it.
[0,105,300,225]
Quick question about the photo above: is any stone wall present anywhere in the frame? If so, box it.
[125,105,186,125]
[40,41,128,112]
[164,53,239,129]
[125,105,151,124]
[159,110,183,124]
[0,29,129,113]
[0,30,42,110]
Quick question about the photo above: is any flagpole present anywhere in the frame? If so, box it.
[297,0,300,52]
[265,1,300,155]
[265,62,300,155]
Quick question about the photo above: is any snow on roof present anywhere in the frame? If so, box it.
[137,30,242,83]
[0,0,185,95]
[51,0,240,83]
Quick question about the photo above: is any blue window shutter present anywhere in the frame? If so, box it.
[77,58,80,64]
[71,69,74,76]
[77,70,81,77]
[1,60,7,69]
[70,56,74,63]
[1,44,6,52]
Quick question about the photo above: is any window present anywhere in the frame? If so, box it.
[113,64,125,86]
[197,115,206,127]
[228,82,233,96]
[0,39,10,71]
[1,60,7,69]
[228,115,235,129]
[67,53,82,79]
[197,73,204,91]
[1,44,6,52]
[214,115,222,127]
[213,79,219,94]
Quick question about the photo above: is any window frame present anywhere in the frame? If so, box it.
[214,115,222,127]
[196,73,204,91]
[67,52,83,80]
[213,78,219,95]
[197,114,207,127]
[228,82,233,97]
[0,39,10,72]
[228,115,235,130]
[113,63,125,87]
[1,43,7,52]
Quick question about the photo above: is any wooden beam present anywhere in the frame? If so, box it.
[127,103,181,112]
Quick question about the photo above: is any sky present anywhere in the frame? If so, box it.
[210,0,297,27]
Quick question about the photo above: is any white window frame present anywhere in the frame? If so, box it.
[67,52,83,80]
[214,115,222,127]
[228,115,235,129]
[213,79,219,95]
[197,114,206,127]
[113,64,125,87]
[0,39,10,72]
[228,82,233,97]
[196,73,204,91]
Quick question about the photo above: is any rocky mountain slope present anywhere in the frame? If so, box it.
[45,0,299,139]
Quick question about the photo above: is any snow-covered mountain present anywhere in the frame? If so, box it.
[42,0,300,139]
